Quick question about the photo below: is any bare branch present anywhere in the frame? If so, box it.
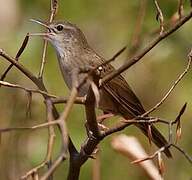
[102,10,192,85]
[0,2,192,179]
[41,152,65,180]
[178,0,184,19]
[0,80,57,98]
[154,0,164,34]
[0,34,29,82]
[171,144,192,164]
[51,96,86,105]
[96,46,127,69]
[129,0,147,54]
[41,85,78,180]
[0,120,59,133]
[142,50,191,116]
[38,0,58,78]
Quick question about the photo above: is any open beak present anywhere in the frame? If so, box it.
[29,19,51,37]
[30,19,50,29]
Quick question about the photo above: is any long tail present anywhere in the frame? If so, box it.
[136,123,172,158]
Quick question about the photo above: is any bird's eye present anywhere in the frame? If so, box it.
[56,24,64,31]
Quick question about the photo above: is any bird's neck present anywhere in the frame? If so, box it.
[54,38,89,59]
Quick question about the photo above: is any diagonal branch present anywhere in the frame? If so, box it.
[142,50,192,116]
[102,10,192,85]
[154,0,164,34]
[0,34,29,82]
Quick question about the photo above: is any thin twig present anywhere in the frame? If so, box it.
[41,86,78,180]
[51,96,86,104]
[96,46,127,69]
[20,87,76,179]
[131,145,169,164]
[44,99,56,179]
[0,3,192,179]
[38,0,58,78]
[21,162,48,180]
[41,152,65,180]
[154,0,164,35]
[0,34,29,82]
[132,142,192,165]
[78,46,126,75]
[0,120,59,133]
[178,0,184,19]
[101,49,191,138]
[126,103,191,166]
[0,80,57,98]
[129,0,147,54]
[0,33,78,180]
[142,49,192,116]
[102,10,192,85]
[171,144,192,164]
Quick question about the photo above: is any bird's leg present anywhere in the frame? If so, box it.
[85,113,112,137]
[97,112,115,123]
[95,112,115,131]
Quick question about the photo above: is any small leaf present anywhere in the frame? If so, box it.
[176,123,182,143]
[91,81,100,108]
[147,124,152,145]
[174,103,187,124]
[156,12,160,22]
[157,152,165,176]
[15,33,29,59]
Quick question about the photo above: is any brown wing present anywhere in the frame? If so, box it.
[88,53,172,157]
[100,63,145,118]
[101,65,172,157]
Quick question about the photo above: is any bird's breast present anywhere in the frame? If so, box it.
[57,55,90,97]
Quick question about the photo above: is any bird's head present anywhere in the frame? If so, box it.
[30,19,89,57]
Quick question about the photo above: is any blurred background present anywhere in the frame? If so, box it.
[0,0,192,179]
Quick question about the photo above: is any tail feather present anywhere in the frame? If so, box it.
[136,123,172,158]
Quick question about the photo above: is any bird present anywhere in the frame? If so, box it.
[31,19,172,157]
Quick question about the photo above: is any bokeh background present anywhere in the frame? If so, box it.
[0,0,192,179]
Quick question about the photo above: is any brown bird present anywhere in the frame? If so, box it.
[31,19,172,157]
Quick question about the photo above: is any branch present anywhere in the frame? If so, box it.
[0,47,78,179]
[0,33,29,82]
[128,0,147,55]
[142,49,192,116]
[21,85,77,180]
[51,96,85,105]
[67,72,101,180]
[0,80,57,98]
[178,0,184,19]
[154,0,164,34]
[102,10,192,84]
[38,0,58,78]
[0,49,43,90]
